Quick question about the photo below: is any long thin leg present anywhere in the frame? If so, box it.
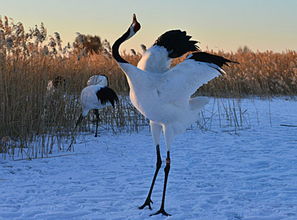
[67,113,83,152]
[139,144,162,210]
[150,151,171,216]
[93,109,100,137]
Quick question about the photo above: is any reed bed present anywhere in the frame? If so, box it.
[197,49,297,97]
[0,17,296,159]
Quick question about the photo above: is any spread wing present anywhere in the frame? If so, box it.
[157,52,238,104]
[157,60,221,104]
[119,52,238,106]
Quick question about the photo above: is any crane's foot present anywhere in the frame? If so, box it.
[94,132,100,137]
[138,198,153,210]
[150,208,171,216]
[66,144,72,152]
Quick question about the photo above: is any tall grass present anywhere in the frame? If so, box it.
[197,50,297,96]
[0,17,146,159]
[0,17,296,159]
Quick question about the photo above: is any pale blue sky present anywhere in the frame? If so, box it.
[1,0,296,52]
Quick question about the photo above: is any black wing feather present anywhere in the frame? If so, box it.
[96,87,119,107]
[154,30,199,58]
[189,52,239,67]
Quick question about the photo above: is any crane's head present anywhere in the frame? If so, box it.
[87,75,108,87]
[111,14,141,63]
[131,14,141,33]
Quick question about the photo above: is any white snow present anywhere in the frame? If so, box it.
[1,97,297,220]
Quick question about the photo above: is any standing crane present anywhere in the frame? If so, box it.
[112,14,238,216]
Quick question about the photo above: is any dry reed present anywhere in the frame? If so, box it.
[0,16,296,159]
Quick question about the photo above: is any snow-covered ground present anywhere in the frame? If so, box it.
[1,98,297,220]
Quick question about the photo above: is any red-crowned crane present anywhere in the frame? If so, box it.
[112,14,238,216]
[67,75,118,153]
[75,75,118,137]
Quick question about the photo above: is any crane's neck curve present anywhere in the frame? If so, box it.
[112,26,137,64]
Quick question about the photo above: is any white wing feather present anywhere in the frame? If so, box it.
[119,59,222,105]
[157,59,221,103]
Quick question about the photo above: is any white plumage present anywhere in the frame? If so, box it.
[112,14,237,216]
[120,58,219,140]
[137,45,170,73]
[81,75,109,116]
[80,85,107,117]
[73,75,119,138]
[86,75,109,86]
[136,43,221,140]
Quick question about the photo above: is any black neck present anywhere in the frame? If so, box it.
[112,28,131,63]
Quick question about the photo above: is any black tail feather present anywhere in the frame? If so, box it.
[189,52,239,67]
[96,87,119,107]
[154,30,199,58]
